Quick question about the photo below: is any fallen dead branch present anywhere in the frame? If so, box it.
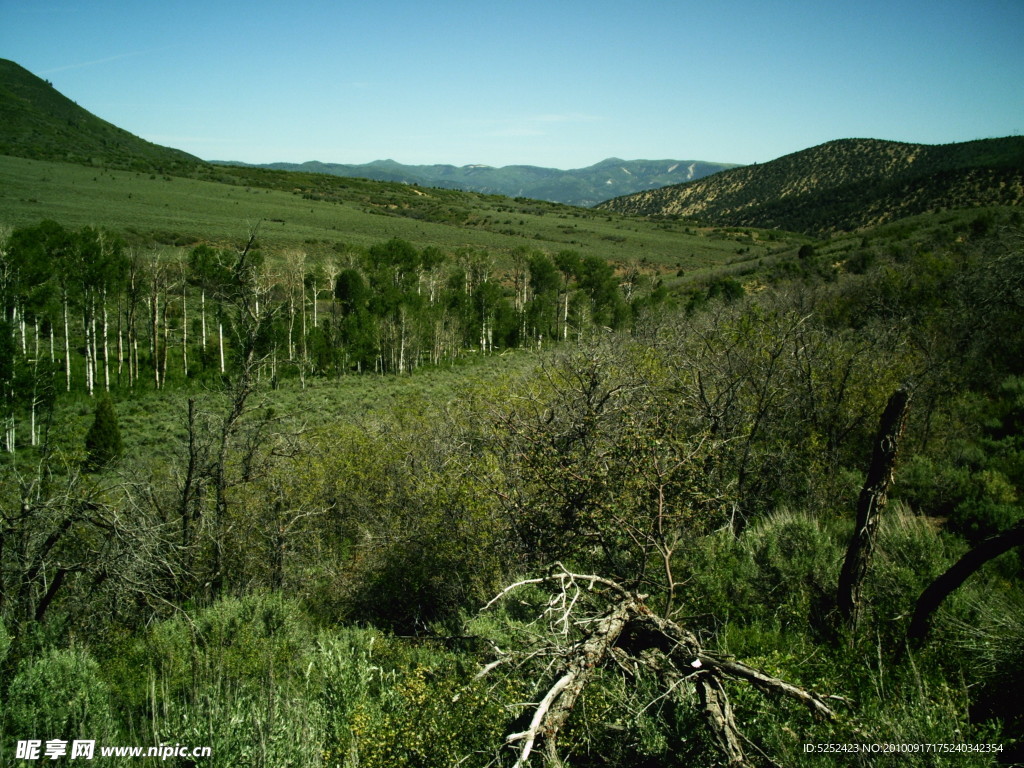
[480,563,838,767]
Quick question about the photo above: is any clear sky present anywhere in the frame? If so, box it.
[2,0,1022,169]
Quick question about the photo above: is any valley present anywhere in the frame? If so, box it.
[1,54,1023,768]
[0,154,789,269]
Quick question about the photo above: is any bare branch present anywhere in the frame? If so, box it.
[480,568,840,767]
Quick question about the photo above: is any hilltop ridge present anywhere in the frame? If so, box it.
[0,58,204,175]
[597,137,1024,234]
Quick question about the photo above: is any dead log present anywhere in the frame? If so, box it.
[505,599,632,768]
[481,565,838,768]
[696,671,748,766]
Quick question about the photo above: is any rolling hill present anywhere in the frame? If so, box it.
[0,58,204,175]
[215,156,739,207]
[5,55,1021,247]
[597,137,1024,235]
[0,57,797,268]
[0,57,736,207]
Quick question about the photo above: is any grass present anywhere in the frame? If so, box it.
[52,346,540,466]
[0,154,802,270]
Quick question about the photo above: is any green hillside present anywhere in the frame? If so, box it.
[0,154,794,270]
[598,137,1024,235]
[0,57,736,208]
[0,58,204,175]
[0,57,777,270]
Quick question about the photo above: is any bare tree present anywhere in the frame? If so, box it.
[0,458,172,681]
[908,517,1024,643]
[837,385,913,631]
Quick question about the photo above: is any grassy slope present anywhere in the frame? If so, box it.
[0,154,800,270]
[56,348,540,467]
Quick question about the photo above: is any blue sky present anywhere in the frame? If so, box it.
[2,0,1022,168]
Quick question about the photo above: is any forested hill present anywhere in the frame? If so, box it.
[596,137,1024,235]
[0,58,204,175]
[216,157,739,207]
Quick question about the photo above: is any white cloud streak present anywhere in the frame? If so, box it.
[40,47,178,74]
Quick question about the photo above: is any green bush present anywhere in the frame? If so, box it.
[152,680,326,768]
[679,510,841,634]
[949,498,1022,544]
[127,595,326,767]
[313,628,520,768]
[5,647,118,742]
[946,595,1024,750]
[147,592,316,694]
[894,454,974,517]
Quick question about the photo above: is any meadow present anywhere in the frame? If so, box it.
[0,154,801,270]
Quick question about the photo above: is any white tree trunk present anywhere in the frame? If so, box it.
[151,294,160,389]
[63,297,71,391]
[312,277,318,328]
[102,291,110,392]
[563,292,569,341]
[182,280,189,379]
[117,295,124,382]
[84,303,94,396]
[17,305,27,355]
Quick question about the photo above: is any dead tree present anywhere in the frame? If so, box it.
[479,565,840,767]
[908,517,1024,643]
[837,385,912,631]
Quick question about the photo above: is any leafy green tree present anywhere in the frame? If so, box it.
[83,395,123,471]
[334,268,369,315]
[527,252,560,340]
[706,276,745,303]
[5,220,77,391]
[74,227,128,393]
[3,222,58,329]
[6,647,117,741]
[189,244,235,375]
[578,254,627,329]
[554,249,582,340]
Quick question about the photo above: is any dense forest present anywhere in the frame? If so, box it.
[1,207,1023,766]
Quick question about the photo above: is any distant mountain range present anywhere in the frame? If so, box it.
[597,137,1024,235]
[210,157,740,207]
